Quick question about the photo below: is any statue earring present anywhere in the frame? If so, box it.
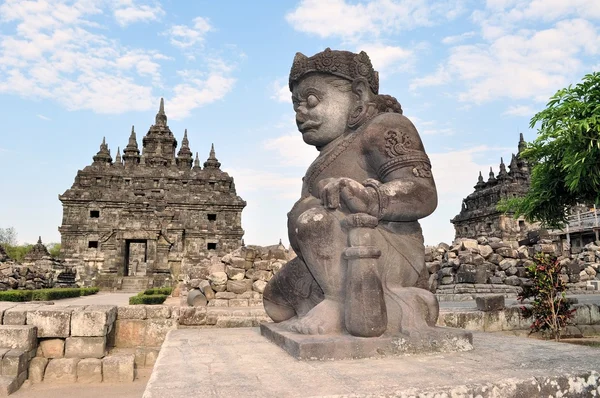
[347,101,368,130]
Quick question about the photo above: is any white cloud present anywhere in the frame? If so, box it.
[411,18,600,104]
[357,43,414,74]
[165,16,213,48]
[286,0,466,41]
[503,105,536,117]
[36,114,51,121]
[225,168,301,200]
[113,4,164,26]
[270,79,291,103]
[264,134,317,168]
[168,72,236,120]
[441,31,475,44]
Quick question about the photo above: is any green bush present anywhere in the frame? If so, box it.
[141,287,172,296]
[0,287,100,302]
[129,294,168,305]
[0,290,33,302]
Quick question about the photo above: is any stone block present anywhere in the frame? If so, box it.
[145,319,177,347]
[227,279,252,294]
[27,307,71,338]
[483,311,507,332]
[252,280,267,294]
[437,311,484,331]
[146,306,171,319]
[3,305,41,325]
[573,304,591,326]
[71,305,117,337]
[77,358,102,383]
[65,336,106,359]
[117,305,147,320]
[114,319,146,348]
[0,325,37,354]
[0,303,16,324]
[475,295,505,312]
[590,304,600,324]
[229,299,249,307]
[178,307,207,326]
[478,245,493,259]
[102,355,134,383]
[208,299,229,307]
[39,338,65,358]
[28,357,48,383]
[44,358,79,383]
[504,276,521,286]
[2,349,27,376]
[248,298,263,307]
[198,280,215,301]
[225,266,245,280]
[208,272,227,286]
[215,291,236,299]
[215,317,254,328]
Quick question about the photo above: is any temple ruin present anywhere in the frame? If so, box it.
[451,134,537,241]
[59,99,246,289]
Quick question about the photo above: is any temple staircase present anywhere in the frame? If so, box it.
[119,276,151,292]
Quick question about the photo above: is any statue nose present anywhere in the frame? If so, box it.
[296,111,308,124]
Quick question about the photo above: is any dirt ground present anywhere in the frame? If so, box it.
[11,368,151,398]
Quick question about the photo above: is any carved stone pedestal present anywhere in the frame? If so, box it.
[260,322,473,360]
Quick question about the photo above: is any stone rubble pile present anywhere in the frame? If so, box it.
[181,243,293,307]
[0,263,55,291]
[426,237,600,298]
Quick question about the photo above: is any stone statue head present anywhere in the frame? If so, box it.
[289,49,401,149]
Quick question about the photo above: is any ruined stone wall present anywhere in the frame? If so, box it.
[179,243,292,307]
[427,237,599,299]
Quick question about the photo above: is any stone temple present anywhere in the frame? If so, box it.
[451,134,536,241]
[59,99,246,289]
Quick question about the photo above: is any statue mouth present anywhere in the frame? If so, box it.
[299,121,322,133]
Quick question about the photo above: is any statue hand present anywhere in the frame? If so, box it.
[317,177,378,216]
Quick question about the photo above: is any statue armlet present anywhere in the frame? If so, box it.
[378,152,432,180]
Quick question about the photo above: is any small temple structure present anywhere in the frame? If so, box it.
[451,134,537,241]
[58,99,246,289]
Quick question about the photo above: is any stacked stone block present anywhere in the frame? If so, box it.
[182,244,292,307]
[0,263,55,291]
[425,237,600,299]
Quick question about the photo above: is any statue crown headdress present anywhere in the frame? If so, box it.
[289,48,379,94]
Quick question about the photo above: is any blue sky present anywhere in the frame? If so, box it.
[0,0,598,247]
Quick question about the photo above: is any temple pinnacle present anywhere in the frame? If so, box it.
[204,143,221,168]
[159,97,165,114]
[155,98,167,126]
[37,236,42,245]
[193,152,200,168]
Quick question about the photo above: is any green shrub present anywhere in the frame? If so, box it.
[81,287,100,296]
[0,290,33,302]
[129,294,168,305]
[141,287,172,296]
[518,253,576,341]
[0,287,100,302]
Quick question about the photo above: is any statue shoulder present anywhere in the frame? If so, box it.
[362,112,425,152]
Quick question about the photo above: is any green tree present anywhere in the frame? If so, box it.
[502,72,600,227]
[3,244,33,262]
[47,243,61,258]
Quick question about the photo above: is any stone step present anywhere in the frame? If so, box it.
[0,326,37,352]
[0,375,19,397]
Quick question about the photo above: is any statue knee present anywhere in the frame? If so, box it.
[294,208,336,241]
[263,280,296,322]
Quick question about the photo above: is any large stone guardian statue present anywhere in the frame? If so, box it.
[261,49,472,359]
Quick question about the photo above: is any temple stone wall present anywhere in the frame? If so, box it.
[427,237,600,299]
[58,99,246,289]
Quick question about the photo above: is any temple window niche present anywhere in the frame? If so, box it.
[208,214,217,222]
[90,210,100,218]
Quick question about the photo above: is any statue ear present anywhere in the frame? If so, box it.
[351,78,370,102]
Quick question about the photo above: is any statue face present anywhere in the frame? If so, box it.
[292,74,354,149]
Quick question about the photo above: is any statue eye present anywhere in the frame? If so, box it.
[306,94,319,108]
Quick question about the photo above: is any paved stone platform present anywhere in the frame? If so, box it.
[144,328,600,397]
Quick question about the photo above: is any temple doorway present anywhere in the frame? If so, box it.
[125,240,147,276]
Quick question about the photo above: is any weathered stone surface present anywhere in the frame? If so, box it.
[39,338,65,358]
[27,307,71,338]
[227,279,252,294]
[117,305,147,320]
[3,305,42,325]
[28,357,48,383]
[178,307,206,326]
[146,306,171,319]
[475,295,505,312]
[225,266,245,281]
[0,325,37,351]
[76,358,102,383]
[65,336,106,358]
[208,272,227,286]
[145,319,177,346]
[114,319,146,348]
[2,349,27,376]
[44,358,79,383]
[215,291,236,300]
[103,355,134,383]
[71,305,117,337]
